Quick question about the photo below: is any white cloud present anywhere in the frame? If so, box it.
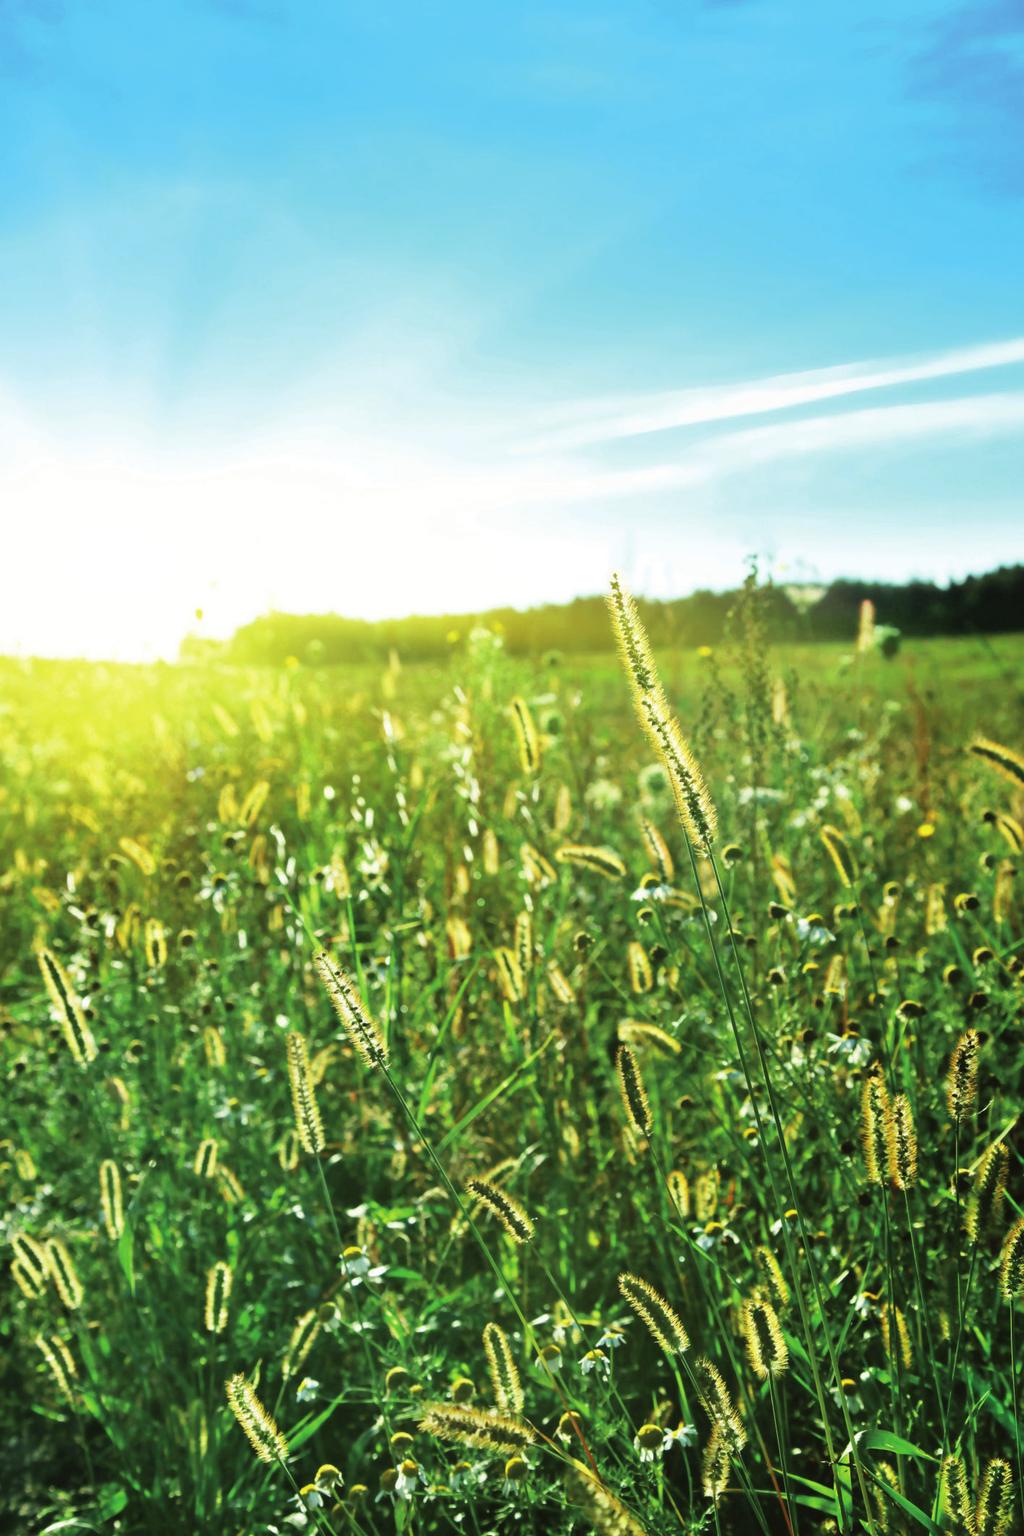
[521,334,1024,450]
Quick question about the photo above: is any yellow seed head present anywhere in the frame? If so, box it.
[967,1142,1009,1241]
[999,1216,1024,1300]
[418,1401,535,1454]
[510,697,541,776]
[546,960,577,1008]
[225,1373,289,1463]
[637,691,717,851]
[626,941,653,995]
[667,1170,691,1220]
[11,1232,49,1289]
[493,946,525,1004]
[618,1271,689,1356]
[976,1456,1014,1536]
[283,1308,323,1380]
[885,1093,918,1190]
[465,1177,535,1244]
[880,1303,912,1370]
[98,1159,124,1241]
[314,951,388,1069]
[640,818,674,882]
[940,1453,973,1530]
[947,1030,980,1121]
[514,911,534,979]
[37,947,97,1067]
[820,824,856,887]
[482,1322,523,1413]
[35,1334,77,1403]
[205,1261,233,1333]
[860,1071,891,1186]
[565,1456,648,1536]
[285,1031,325,1155]
[753,1246,790,1311]
[702,1424,732,1504]
[194,1138,219,1178]
[695,1357,746,1452]
[616,1044,652,1139]
[555,844,627,880]
[46,1238,83,1310]
[742,1298,788,1379]
[969,737,1024,791]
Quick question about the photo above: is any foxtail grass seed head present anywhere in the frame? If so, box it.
[947,1029,980,1121]
[926,882,948,935]
[969,736,1024,791]
[205,1261,233,1333]
[667,1169,690,1220]
[976,1457,1014,1536]
[702,1425,732,1504]
[885,1093,918,1190]
[510,696,541,776]
[880,1303,912,1370]
[225,1373,289,1463]
[940,1453,973,1530]
[12,1260,46,1298]
[418,1401,535,1454]
[626,941,653,995]
[12,1232,49,1289]
[742,1298,788,1380]
[555,843,627,880]
[607,573,663,706]
[465,1177,535,1244]
[860,1070,891,1186]
[99,1159,124,1241]
[819,824,857,887]
[564,1457,648,1536]
[314,951,388,1068]
[494,946,525,1004]
[640,818,674,883]
[46,1238,83,1310]
[753,1245,790,1311]
[283,1308,322,1379]
[546,960,577,1007]
[999,1216,1024,1299]
[695,1357,747,1452]
[285,1031,325,1154]
[514,910,533,978]
[482,1322,523,1413]
[637,691,717,852]
[194,1138,218,1179]
[967,1142,1009,1241]
[618,1272,689,1356]
[36,947,97,1067]
[994,859,1015,925]
[616,1045,652,1139]
[35,1334,77,1403]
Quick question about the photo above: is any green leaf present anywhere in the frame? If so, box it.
[867,1469,944,1535]
[857,1428,936,1461]
[117,1219,136,1296]
[285,1393,346,1452]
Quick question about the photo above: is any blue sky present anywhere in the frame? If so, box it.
[1,0,1022,657]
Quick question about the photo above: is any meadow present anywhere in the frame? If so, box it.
[2,587,1023,1536]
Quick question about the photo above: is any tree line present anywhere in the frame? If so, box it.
[203,562,1024,666]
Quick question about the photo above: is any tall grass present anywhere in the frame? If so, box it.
[1,612,1022,1534]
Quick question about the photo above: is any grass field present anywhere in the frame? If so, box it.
[2,605,1023,1536]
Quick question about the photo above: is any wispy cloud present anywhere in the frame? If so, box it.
[521,336,1024,451]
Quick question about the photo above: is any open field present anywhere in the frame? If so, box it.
[2,614,1023,1535]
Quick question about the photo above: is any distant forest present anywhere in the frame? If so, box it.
[207,563,1024,666]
